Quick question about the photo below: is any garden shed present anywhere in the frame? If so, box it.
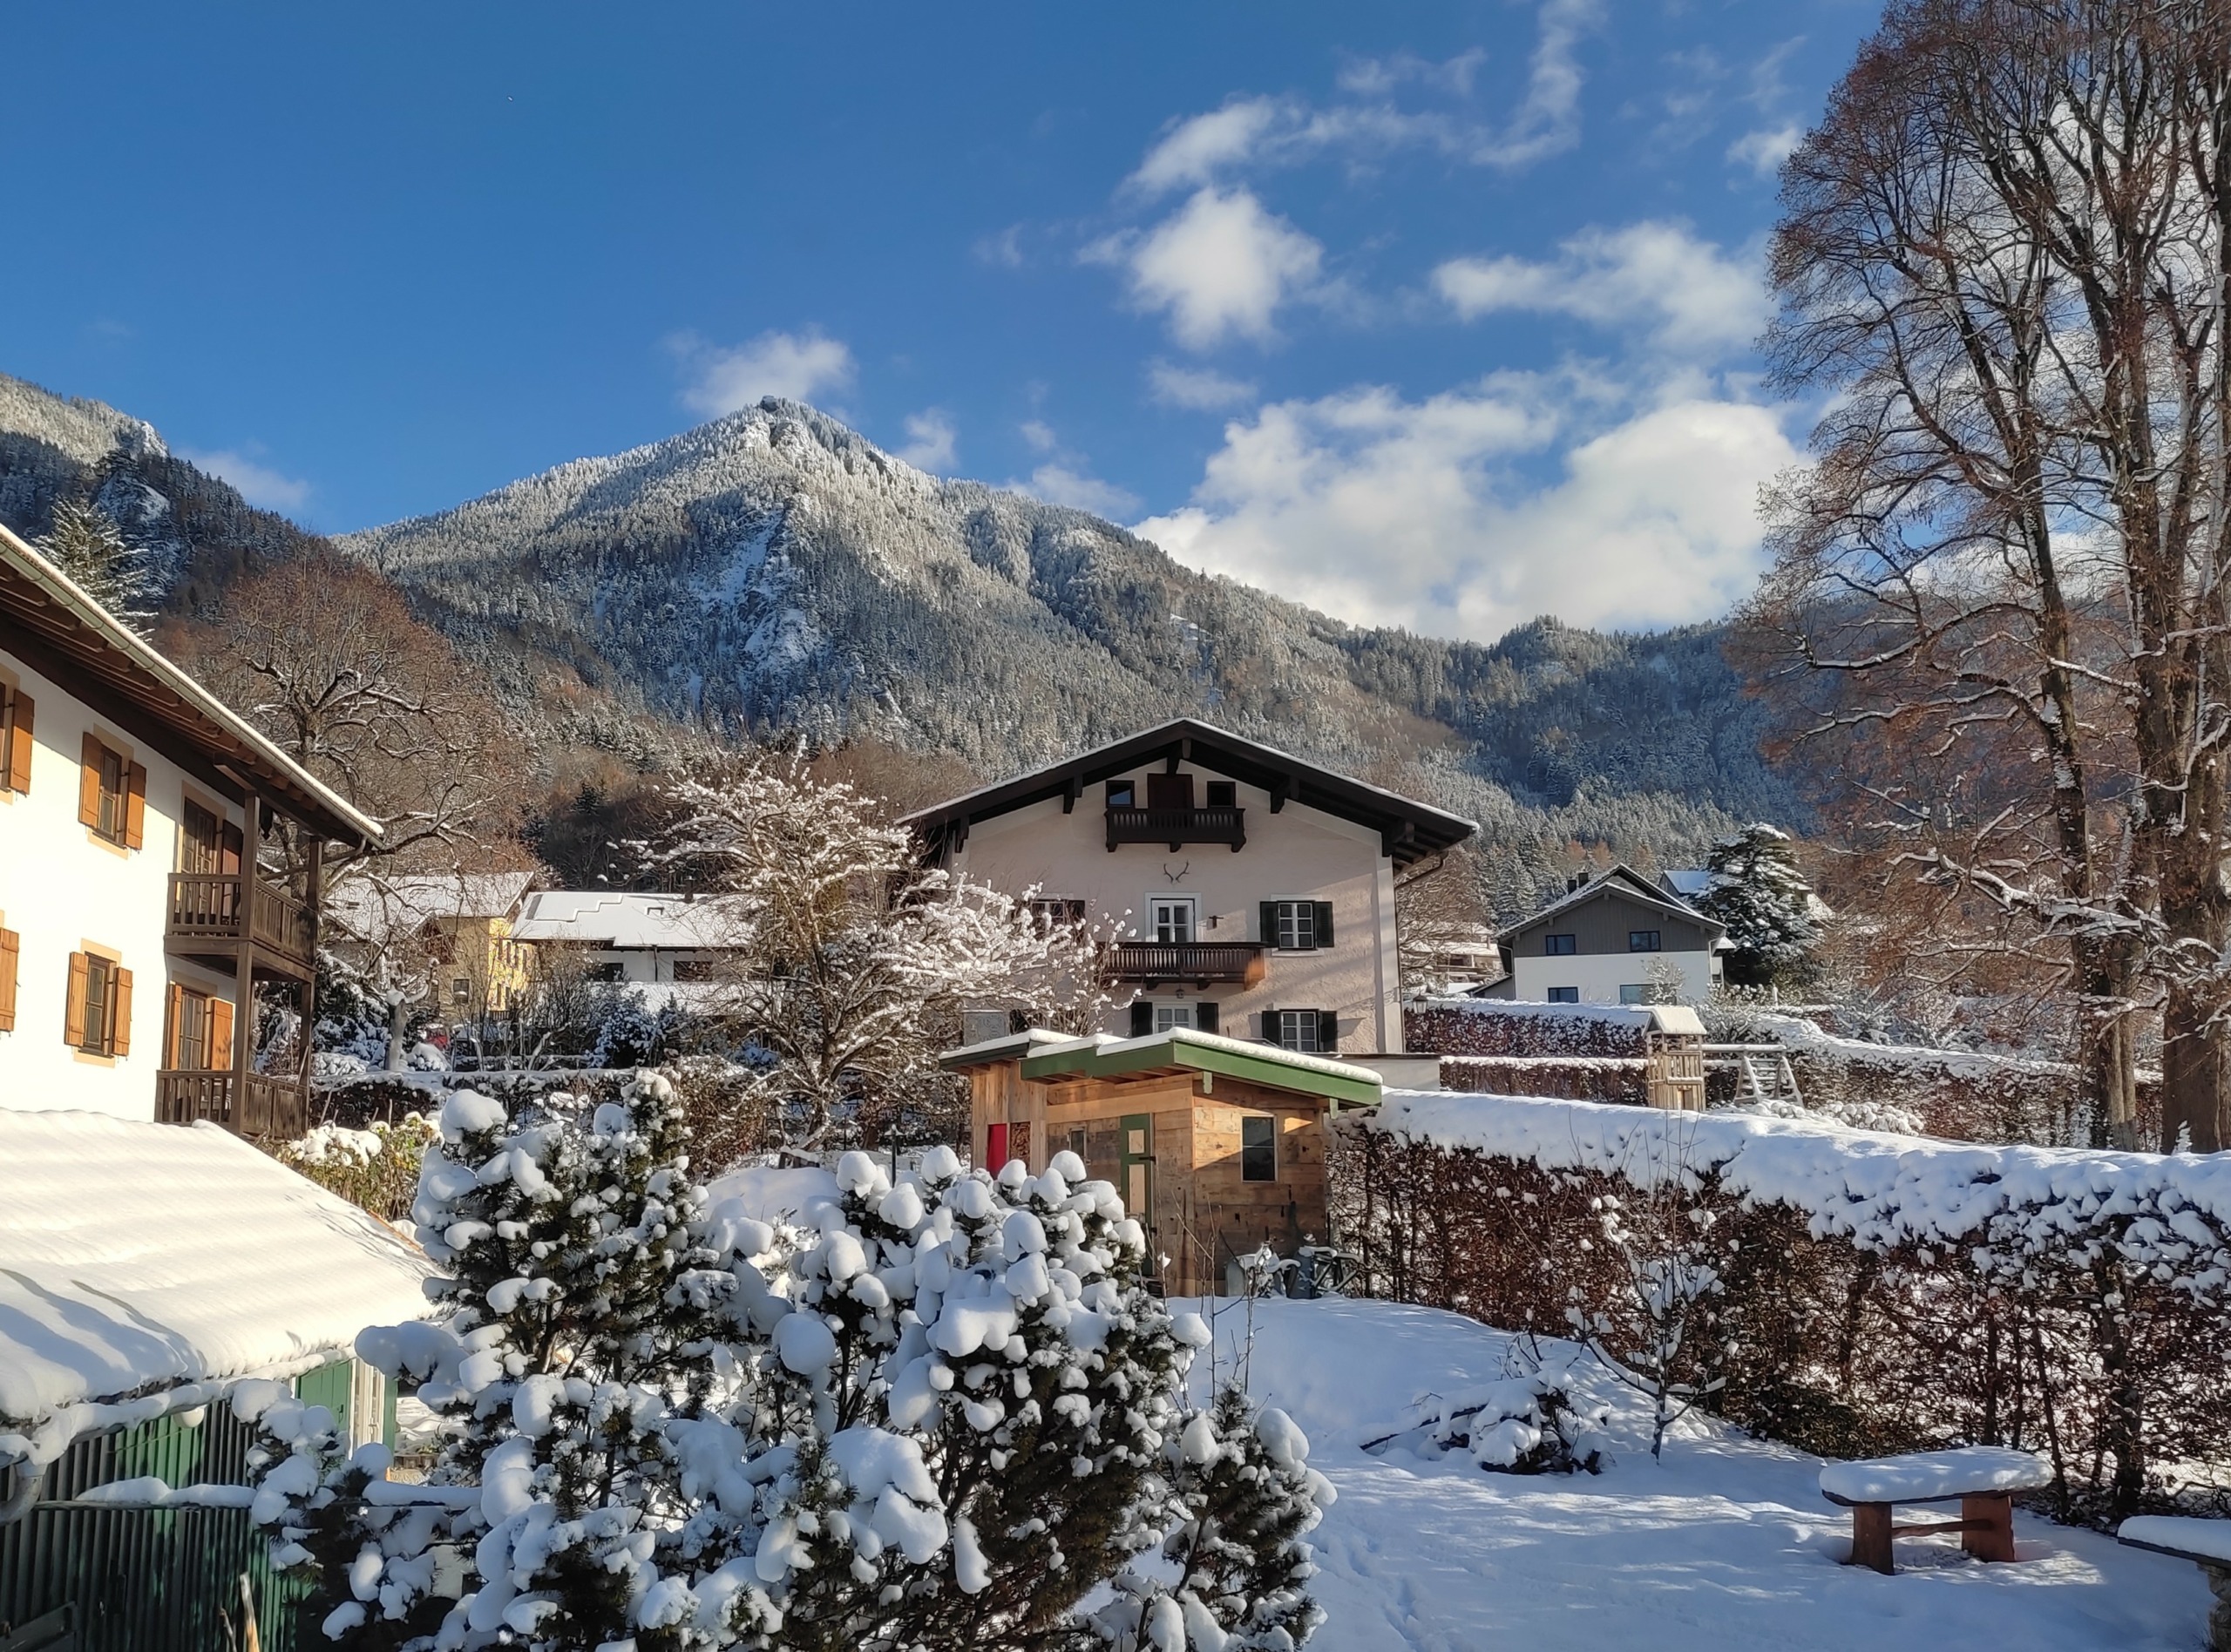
[942,1026,1384,1296]
[0,1110,435,1651]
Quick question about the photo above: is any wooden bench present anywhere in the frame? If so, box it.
[1820,1447,2051,1574]
[2118,1516,2231,1651]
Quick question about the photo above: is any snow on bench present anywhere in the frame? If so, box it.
[2118,1519,2231,1651]
[1819,1446,2051,1506]
[1818,1447,2050,1575]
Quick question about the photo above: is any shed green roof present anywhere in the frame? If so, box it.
[962,1027,1385,1107]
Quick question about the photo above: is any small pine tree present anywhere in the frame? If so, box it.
[1696,823,1821,989]
[42,499,159,630]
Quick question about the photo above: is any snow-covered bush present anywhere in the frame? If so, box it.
[253,1077,1332,1649]
[1400,1364,1610,1477]
[275,1114,441,1220]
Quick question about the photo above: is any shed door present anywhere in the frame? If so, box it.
[1120,1113,1153,1224]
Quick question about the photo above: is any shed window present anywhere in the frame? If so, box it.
[1629,931,1662,952]
[1241,1116,1276,1182]
[1546,986,1579,1004]
[1543,933,1577,956]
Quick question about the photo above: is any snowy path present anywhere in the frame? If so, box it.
[1182,1299,2210,1651]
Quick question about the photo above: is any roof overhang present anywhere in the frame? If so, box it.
[951,1026,1386,1107]
[899,718,1475,869]
[0,524,381,848]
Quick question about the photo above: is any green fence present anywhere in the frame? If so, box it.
[0,1359,380,1652]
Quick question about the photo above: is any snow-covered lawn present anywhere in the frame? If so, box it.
[1183,1297,2212,1651]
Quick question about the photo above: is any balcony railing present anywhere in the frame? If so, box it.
[1105,805,1246,851]
[166,873,316,972]
[1109,941,1267,987]
[155,1069,308,1140]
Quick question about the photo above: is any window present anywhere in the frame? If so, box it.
[66,951,132,1057]
[586,960,625,983]
[1269,1008,1330,1053]
[1264,898,1335,952]
[164,984,231,1070]
[78,734,145,850]
[1149,897,1196,944]
[1,685,31,794]
[453,976,474,1005]
[672,957,723,982]
[1629,931,1662,952]
[1107,779,1136,809]
[1028,897,1087,929]
[1154,1003,1195,1032]
[1204,780,1237,808]
[1543,933,1577,956]
[1619,984,1650,1005]
[1547,985,1580,1004]
[1241,1115,1276,1182]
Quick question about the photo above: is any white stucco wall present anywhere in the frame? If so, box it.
[1509,947,1716,1006]
[944,765,1406,1052]
[0,647,241,1119]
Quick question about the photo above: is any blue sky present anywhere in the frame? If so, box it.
[0,1,1875,643]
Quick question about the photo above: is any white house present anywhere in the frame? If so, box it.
[900,720,1476,1055]
[508,890,746,985]
[0,523,378,1129]
[1493,865,1726,1006]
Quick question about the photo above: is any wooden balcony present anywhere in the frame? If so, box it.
[154,1069,308,1140]
[1105,805,1246,851]
[165,872,317,979]
[1109,941,1267,988]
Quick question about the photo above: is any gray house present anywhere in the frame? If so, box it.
[1491,865,1726,1005]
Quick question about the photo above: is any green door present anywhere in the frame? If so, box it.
[1119,1113,1153,1225]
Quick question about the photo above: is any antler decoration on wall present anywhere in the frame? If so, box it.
[1163,860,1191,884]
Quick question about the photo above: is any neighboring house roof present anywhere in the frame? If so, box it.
[1504,864,1727,942]
[0,522,380,848]
[0,1110,432,1472]
[899,717,1477,868]
[943,1026,1386,1107]
[329,870,537,944]
[509,890,748,949]
[1660,868,1712,901]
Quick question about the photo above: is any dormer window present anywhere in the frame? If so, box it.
[1107,779,1136,809]
[1204,781,1236,808]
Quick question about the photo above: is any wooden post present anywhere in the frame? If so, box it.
[299,834,323,1135]
[233,793,261,1133]
[1960,1493,2016,1563]
[1849,1503,1894,1574]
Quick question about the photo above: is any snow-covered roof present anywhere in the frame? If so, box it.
[1417,997,1705,1038]
[1659,868,1712,899]
[0,1111,434,1467]
[510,890,748,949]
[329,870,537,939]
[1505,864,1724,940]
[0,522,381,848]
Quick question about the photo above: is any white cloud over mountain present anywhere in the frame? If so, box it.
[1088,188,1324,351]
[668,328,855,416]
[1433,220,1766,357]
[177,445,312,512]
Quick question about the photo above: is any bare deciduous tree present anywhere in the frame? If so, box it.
[1748,0,2231,1148]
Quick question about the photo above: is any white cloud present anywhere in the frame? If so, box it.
[1133,380,1798,641]
[177,446,312,513]
[1091,187,1323,350]
[1147,360,1258,410]
[1433,220,1765,357]
[1487,0,1603,170]
[895,409,958,471]
[1726,123,1802,178]
[1336,48,1487,98]
[668,327,856,416]
[1020,419,1059,453]
[1020,463,1141,517]
[973,225,1025,267]
[1128,98,1288,196]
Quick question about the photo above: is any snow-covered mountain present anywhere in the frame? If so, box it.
[0,376,1805,912]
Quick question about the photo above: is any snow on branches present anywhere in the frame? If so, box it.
[250,1078,1331,1650]
[643,750,1112,1148]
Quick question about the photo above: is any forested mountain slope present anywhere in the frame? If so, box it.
[0,374,1804,916]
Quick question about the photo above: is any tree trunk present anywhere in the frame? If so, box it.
[386,996,409,1073]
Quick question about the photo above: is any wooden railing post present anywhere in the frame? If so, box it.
[232,792,260,1133]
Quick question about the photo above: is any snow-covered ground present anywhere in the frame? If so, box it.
[1180,1297,2213,1651]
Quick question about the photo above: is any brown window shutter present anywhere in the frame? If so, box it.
[1317,1009,1339,1053]
[4,691,30,792]
[1195,999,1218,1034]
[1313,901,1334,948]
[64,951,89,1046]
[164,981,185,1066]
[112,967,133,1057]
[124,762,147,850]
[210,995,235,1071]
[78,734,104,826]
[1129,999,1154,1037]
[1260,901,1277,945]
[221,820,244,875]
[0,928,17,1032]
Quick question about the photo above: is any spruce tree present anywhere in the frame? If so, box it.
[42,498,159,630]
[1696,823,1821,989]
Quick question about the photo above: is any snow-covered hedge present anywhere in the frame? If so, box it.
[1438,1056,1649,1107]
[1407,1000,1662,1059]
[1334,1091,2231,1523]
